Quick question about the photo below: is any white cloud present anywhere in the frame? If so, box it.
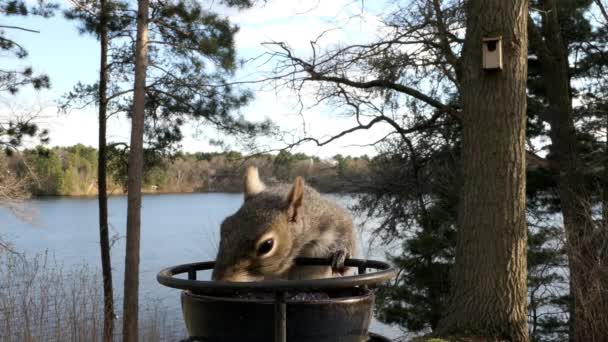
[233,0,384,54]
[221,0,393,157]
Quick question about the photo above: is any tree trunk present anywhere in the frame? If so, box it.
[532,1,608,340]
[122,0,149,340]
[603,107,608,338]
[603,110,608,261]
[602,108,608,271]
[98,0,114,340]
[436,0,529,340]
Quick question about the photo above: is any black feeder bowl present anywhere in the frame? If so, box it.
[157,257,396,342]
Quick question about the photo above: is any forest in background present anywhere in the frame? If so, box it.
[0,145,370,196]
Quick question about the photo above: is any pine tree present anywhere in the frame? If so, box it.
[366,139,458,333]
[0,0,57,94]
[65,0,263,340]
[528,0,608,338]
[122,0,148,338]
[0,0,56,227]
[64,1,130,338]
[1,0,55,151]
[267,0,531,337]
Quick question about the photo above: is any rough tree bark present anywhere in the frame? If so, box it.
[603,112,608,335]
[529,1,608,340]
[436,0,530,340]
[122,0,148,340]
[604,110,608,261]
[97,0,114,340]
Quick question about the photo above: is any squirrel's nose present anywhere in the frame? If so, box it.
[212,266,256,282]
[211,265,237,281]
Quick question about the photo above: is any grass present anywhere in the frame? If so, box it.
[0,251,185,342]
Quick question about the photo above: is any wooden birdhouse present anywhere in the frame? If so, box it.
[482,36,503,70]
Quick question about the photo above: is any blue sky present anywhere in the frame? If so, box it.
[2,0,394,158]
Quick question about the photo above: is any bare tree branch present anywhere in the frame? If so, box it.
[594,0,608,24]
[430,0,461,78]
[306,72,461,119]
[0,25,40,33]
[526,151,554,170]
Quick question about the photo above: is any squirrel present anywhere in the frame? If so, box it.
[211,166,357,281]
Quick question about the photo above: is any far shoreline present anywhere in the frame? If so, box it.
[28,190,241,199]
[27,189,352,200]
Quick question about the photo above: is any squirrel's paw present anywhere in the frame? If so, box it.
[330,250,348,275]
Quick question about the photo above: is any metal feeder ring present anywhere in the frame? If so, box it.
[157,257,396,342]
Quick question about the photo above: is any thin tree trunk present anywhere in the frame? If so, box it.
[603,107,608,335]
[122,0,149,340]
[98,0,114,340]
[603,110,608,255]
[436,0,529,340]
[530,1,608,339]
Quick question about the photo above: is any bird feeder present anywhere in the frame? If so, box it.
[157,257,396,342]
[482,36,503,70]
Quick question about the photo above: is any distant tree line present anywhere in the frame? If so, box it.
[0,145,372,196]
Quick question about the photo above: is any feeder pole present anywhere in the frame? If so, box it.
[274,291,287,342]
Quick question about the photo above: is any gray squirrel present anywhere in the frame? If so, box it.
[211,166,357,281]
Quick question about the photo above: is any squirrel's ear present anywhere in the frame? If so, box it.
[286,176,304,221]
[244,166,265,200]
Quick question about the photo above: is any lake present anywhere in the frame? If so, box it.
[0,193,402,340]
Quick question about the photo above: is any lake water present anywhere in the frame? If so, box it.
[0,193,402,340]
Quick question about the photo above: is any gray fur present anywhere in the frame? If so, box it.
[212,171,357,281]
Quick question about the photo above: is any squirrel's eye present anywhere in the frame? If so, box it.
[257,238,274,256]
